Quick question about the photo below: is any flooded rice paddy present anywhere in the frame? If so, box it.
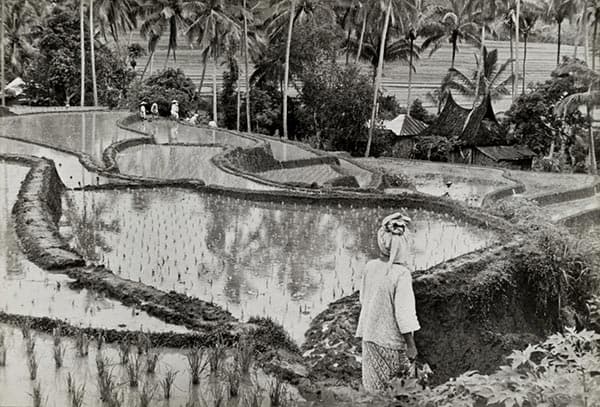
[0,324,298,407]
[116,144,279,190]
[0,111,134,165]
[62,187,496,343]
[0,162,187,333]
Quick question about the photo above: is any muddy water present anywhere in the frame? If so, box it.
[0,111,134,165]
[411,179,498,207]
[63,188,496,343]
[0,324,300,407]
[0,162,186,333]
[116,144,279,190]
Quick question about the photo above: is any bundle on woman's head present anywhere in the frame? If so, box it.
[377,212,412,267]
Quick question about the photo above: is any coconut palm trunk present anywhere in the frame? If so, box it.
[282,0,296,139]
[199,50,208,95]
[243,0,251,132]
[356,12,367,64]
[557,19,562,65]
[473,24,485,105]
[406,35,414,114]
[0,0,5,107]
[140,49,155,80]
[584,0,590,64]
[514,0,520,99]
[451,38,457,68]
[89,0,98,106]
[212,47,218,123]
[80,0,85,106]
[586,100,597,174]
[522,32,528,93]
[237,82,241,131]
[365,0,392,157]
[509,26,514,91]
[593,17,598,70]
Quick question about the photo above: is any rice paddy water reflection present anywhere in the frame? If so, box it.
[63,188,496,343]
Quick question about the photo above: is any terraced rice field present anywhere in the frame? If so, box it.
[258,164,341,186]
[132,33,575,112]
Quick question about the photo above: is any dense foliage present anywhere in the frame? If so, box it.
[504,58,588,159]
[23,6,134,107]
[127,68,198,117]
[394,328,600,406]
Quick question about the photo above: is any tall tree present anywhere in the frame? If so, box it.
[89,0,98,106]
[139,0,185,70]
[94,0,138,47]
[1,0,5,107]
[80,0,85,106]
[519,6,539,93]
[541,0,577,65]
[587,0,600,69]
[365,0,392,157]
[265,0,337,138]
[243,0,251,132]
[185,0,242,124]
[420,0,481,69]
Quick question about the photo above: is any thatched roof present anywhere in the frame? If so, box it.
[418,92,505,146]
[383,114,428,137]
[475,145,535,162]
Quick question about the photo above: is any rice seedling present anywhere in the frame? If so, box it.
[27,352,38,380]
[53,343,65,368]
[225,366,240,398]
[66,372,74,394]
[52,327,61,347]
[136,332,151,355]
[208,341,226,377]
[75,332,89,357]
[0,345,5,367]
[30,381,45,407]
[95,352,106,377]
[145,350,160,374]
[0,329,5,347]
[96,333,104,350]
[126,354,141,387]
[70,382,86,407]
[98,369,117,402]
[138,380,155,407]
[21,322,31,340]
[209,381,227,407]
[118,341,130,364]
[105,390,123,407]
[235,337,255,377]
[161,369,177,399]
[186,347,208,385]
[243,383,262,407]
[25,335,35,355]
[269,377,287,407]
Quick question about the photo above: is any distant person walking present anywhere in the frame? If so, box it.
[150,102,159,121]
[356,212,420,392]
[170,100,179,120]
[139,101,147,120]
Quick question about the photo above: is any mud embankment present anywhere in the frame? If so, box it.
[302,241,556,388]
[9,156,85,269]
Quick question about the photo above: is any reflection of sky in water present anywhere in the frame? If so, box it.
[0,111,133,164]
[116,144,278,190]
[0,163,185,333]
[63,188,496,343]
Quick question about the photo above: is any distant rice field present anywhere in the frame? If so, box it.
[128,32,575,114]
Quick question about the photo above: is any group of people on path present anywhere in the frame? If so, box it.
[139,100,179,121]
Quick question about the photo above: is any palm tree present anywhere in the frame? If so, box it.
[185,0,242,124]
[139,0,185,71]
[1,0,4,107]
[243,0,251,131]
[89,0,98,106]
[518,6,539,93]
[541,0,577,65]
[442,47,514,99]
[80,0,85,106]
[264,0,337,139]
[420,0,481,69]
[587,0,600,69]
[365,0,392,157]
[94,0,138,47]
[555,62,599,174]
[4,0,45,79]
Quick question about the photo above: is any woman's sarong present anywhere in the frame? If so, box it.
[362,341,410,392]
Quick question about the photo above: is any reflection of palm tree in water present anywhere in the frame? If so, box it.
[168,123,179,143]
[63,193,119,261]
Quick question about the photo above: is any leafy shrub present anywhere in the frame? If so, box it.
[411,136,451,161]
[409,99,435,124]
[378,95,405,120]
[392,328,600,407]
[532,156,561,173]
[127,68,198,117]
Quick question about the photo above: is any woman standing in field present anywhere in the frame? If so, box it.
[356,212,420,392]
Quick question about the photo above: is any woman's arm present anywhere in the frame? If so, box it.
[394,270,420,358]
